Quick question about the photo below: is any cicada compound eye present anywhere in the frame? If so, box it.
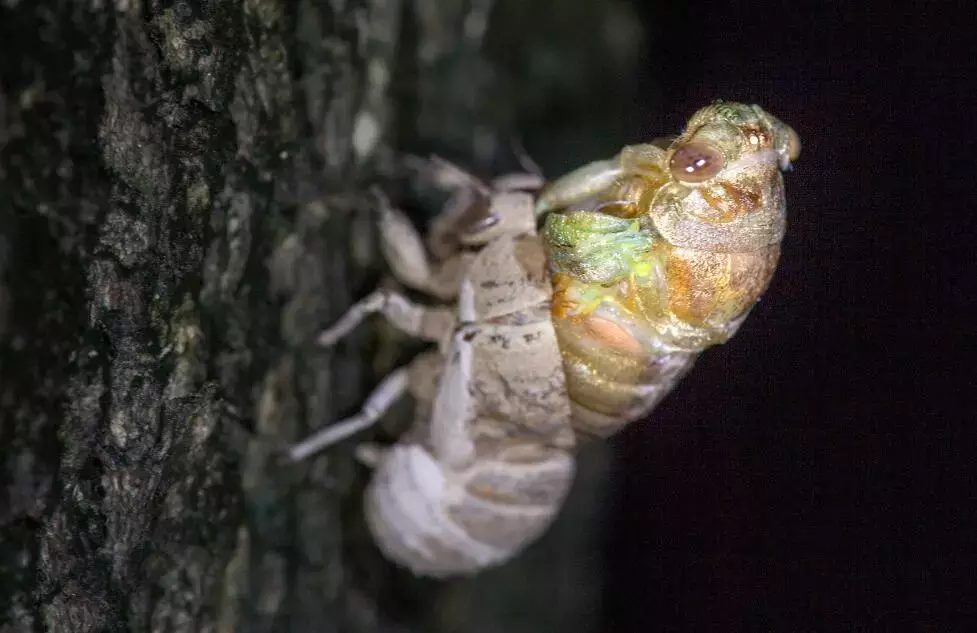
[464,211,501,234]
[453,197,495,232]
[456,196,503,246]
[668,141,725,183]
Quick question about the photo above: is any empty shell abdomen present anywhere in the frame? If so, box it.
[364,445,504,577]
[364,443,574,577]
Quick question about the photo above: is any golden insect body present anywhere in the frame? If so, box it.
[538,102,799,439]
[537,103,800,437]
[287,102,799,577]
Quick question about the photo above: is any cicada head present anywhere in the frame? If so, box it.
[651,102,800,252]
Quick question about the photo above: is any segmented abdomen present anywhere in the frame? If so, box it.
[555,316,698,438]
[552,242,780,439]
[364,235,577,577]
[364,437,573,577]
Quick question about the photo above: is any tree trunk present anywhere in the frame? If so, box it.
[0,0,644,631]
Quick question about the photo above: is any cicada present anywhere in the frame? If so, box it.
[287,102,800,577]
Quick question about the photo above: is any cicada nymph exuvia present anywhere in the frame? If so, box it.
[286,102,800,577]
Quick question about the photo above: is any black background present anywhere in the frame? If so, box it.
[603,1,974,630]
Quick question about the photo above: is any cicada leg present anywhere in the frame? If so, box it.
[534,158,621,216]
[407,153,544,196]
[406,155,543,261]
[490,171,546,193]
[425,184,479,262]
[285,368,410,462]
[509,135,545,180]
[534,143,671,217]
[374,190,465,300]
[404,154,490,196]
[289,345,452,463]
[317,288,455,347]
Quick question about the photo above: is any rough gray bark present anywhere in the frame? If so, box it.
[0,0,643,631]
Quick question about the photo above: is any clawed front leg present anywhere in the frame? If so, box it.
[376,193,464,300]
[404,155,545,261]
[318,288,455,347]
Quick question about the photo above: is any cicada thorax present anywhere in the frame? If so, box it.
[542,102,797,439]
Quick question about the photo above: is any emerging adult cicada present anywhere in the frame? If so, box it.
[537,101,800,437]
[288,102,800,577]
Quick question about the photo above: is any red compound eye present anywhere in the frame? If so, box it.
[668,142,725,183]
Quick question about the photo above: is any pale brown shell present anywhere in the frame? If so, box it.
[364,194,576,577]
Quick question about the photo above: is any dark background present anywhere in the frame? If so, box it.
[601,1,974,630]
[0,1,971,630]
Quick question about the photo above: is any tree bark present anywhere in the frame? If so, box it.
[0,0,643,631]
